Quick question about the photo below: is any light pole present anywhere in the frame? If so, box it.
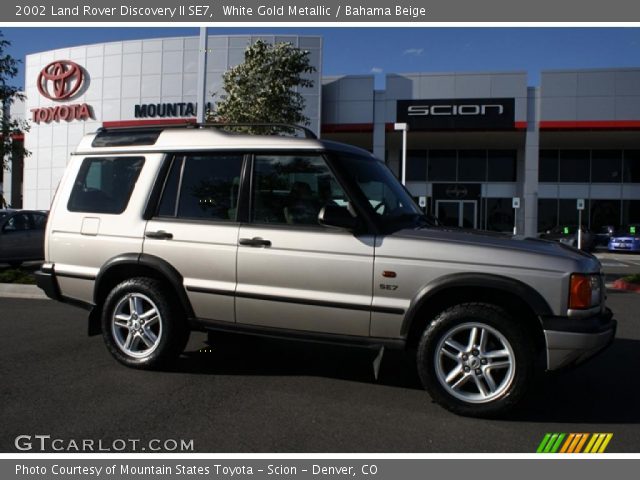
[197,27,209,125]
[394,122,409,185]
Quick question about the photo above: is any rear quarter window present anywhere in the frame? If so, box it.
[67,157,145,214]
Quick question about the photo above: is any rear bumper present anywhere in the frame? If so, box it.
[543,307,616,370]
[35,262,100,335]
[35,263,61,301]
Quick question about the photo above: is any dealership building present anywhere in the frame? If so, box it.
[3,34,640,237]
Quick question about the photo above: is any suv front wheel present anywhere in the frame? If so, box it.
[416,303,533,417]
[101,277,189,369]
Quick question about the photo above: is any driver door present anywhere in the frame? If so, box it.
[235,153,375,336]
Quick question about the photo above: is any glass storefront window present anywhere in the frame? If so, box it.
[406,150,427,181]
[487,150,517,182]
[623,150,640,183]
[485,198,514,232]
[458,150,487,182]
[590,199,621,231]
[537,199,558,233]
[591,150,622,183]
[428,150,456,181]
[539,150,559,182]
[559,150,590,182]
[559,198,589,227]
[622,200,640,225]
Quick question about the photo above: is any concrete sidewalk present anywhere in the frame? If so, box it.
[0,283,48,299]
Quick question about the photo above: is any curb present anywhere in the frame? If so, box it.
[610,279,640,293]
[0,283,48,299]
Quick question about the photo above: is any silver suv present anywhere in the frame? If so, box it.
[36,125,616,417]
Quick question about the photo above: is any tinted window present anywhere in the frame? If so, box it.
[428,150,456,181]
[622,200,640,225]
[537,199,558,232]
[157,157,184,217]
[623,150,640,183]
[487,150,517,182]
[252,155,347,226]
[31,213,48,230]
[539,150,559,182]
[406,150,427,181]
[92,129,161,148]
[68,157,144,214]
[485,198,513,232]
[559,198,588,226]
[159,154,243,221]
[559,150,589,182]
[3,213,31,232]
[590,199,621,231]
[591,150,622,183]
[339,154,421,222]
[458,150,487,182]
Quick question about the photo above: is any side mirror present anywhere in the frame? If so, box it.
[318,204,358,231]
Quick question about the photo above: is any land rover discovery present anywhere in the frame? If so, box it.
[36,125,616,417]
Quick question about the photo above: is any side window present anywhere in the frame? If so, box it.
[31,213,48,230]
[3,213,31,232]
[252,155,347,226]
[68,157,145,214]
[157,153,243,221]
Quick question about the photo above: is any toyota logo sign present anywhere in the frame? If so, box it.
[37,60,84,101]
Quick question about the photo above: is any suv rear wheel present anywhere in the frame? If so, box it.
[101,277,189,369]
[416,303,533,417]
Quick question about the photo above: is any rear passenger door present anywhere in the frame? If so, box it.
[235,153,375,336]
[143,152,244,323]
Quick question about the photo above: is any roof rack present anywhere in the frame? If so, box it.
[95,122,317,139]
[200,123,317,139]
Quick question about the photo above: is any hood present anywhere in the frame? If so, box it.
[611,235,640,241]
[388,226,600,273]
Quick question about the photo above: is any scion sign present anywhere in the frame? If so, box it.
[397,98,515,130]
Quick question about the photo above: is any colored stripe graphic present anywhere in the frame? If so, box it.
[537,433,613,453]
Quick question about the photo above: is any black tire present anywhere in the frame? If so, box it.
[101,277,190,369]
[416,303,534,417]
[8,261,22,268]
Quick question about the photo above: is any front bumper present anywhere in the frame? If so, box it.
[542,307,616,370]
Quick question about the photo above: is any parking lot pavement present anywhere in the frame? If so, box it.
[593,252,640,281]
[0,291,638,453]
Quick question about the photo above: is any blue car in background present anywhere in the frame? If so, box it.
[608,225,640,252]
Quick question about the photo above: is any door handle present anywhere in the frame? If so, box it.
[145,230,173,240]
[239,237,271,247]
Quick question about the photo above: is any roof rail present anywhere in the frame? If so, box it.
[96,122,317,139]
[96,122,198,134]
[200,123,317,139]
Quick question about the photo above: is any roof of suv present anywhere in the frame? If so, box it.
[74,126,374,158]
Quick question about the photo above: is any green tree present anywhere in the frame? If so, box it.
[0,31,29,198]
[209,40,316,132]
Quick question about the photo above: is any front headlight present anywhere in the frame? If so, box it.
[569,273,601,310]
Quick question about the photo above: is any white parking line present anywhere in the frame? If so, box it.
[600,262,628,267]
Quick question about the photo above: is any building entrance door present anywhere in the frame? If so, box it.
[436,200,478,228]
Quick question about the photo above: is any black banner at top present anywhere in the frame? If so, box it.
[396,98,516,131]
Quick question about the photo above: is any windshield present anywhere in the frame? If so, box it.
[335,152,424,229]
[614,225,639,236]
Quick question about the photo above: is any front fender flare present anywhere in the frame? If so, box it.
[400,272,553,337]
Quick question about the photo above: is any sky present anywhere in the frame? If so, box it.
[2,27,640,89]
